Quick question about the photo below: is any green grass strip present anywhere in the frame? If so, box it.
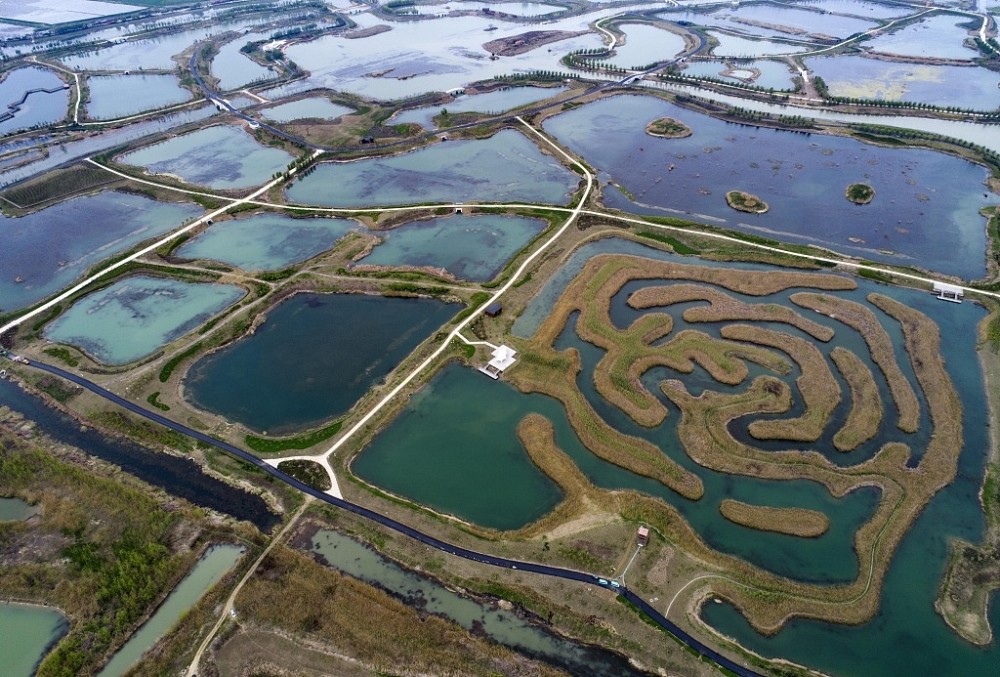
[245,420,343,453]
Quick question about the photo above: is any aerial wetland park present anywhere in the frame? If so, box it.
[2,0,1000,676]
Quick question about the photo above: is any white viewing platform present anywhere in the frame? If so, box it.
[478,344,517,379]
[933,282,964,303]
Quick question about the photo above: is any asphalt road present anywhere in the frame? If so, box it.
[21,357,762,677]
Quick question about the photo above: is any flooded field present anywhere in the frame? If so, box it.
[287,129,578,207]
[412,1,565,17]
[211,34,274,91]
[728,3,877,38]
[709,31,810,58]
[864,14,980,60]
[44,276,244,365]
[798,0,910,20]
[0,105,220,187]
[61,27,222,72]
[59,15,288,71]
[362,212,545,281]
[185,293,459,433]
[0,67,69,136]
[1,0,137,24]
[806,56,1000,109]
[544,94,992,279]
[3,1,999,675]
[176,213,358,270]
[0,192,202,312]
[282,12,606,100]
[392,86,566,129]
[118,125,294,190]
[601,24,686,68]
[681,59,795,90]
[85,74,194,120]
[260,96,353,122]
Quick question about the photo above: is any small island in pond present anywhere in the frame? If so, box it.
[726,190,769,214]
[846,183,875,205]
[645,117,693,138]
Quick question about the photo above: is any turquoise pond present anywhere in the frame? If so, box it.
[543,95,993,280]
[44,276,244,365]
[98,545,243,676]
[260,96,353,122]
[286,129,578,207]
[85,74,193,120]
[0,603,67,677]
[185,293,459,434]
[118,125,294,190]
[392,86,567,129]
[175,213,359,270]
[357,234,991,676]
[0,497,38,521]
[361,213,545,281]
[0,191,202,312]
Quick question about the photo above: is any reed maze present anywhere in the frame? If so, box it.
[509,253,962,632]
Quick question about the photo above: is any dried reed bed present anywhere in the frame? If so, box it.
[514,349,705,500]
[531,255,855,348]
[509,413,614,539]
[722,324,841,443]
[628,283,835,342]
[718,499,830,538]
[792,292,920,433]
[685,296,961,633]
[512,254,962,633]
[529,256,847,429]
[830,346,883,452]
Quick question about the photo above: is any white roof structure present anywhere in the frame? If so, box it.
[933,282,964,303]
[488,345,517,371]
[478,344,518,379]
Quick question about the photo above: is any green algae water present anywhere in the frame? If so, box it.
[0,603,67,676]
[98,544,243,676]
[0,496,37,521]
[186,293,459,433]
[44,276,244,365]
[176,213,359,271]
[353,363,563,530]
[361,213,545,281]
